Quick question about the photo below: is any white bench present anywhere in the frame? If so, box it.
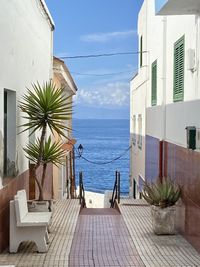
[9,190,52,253]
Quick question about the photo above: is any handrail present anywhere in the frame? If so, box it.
[79,171,86,208]
[110,171,121,208]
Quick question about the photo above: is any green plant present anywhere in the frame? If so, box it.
[142,177,181,208]
[19,82,72,200]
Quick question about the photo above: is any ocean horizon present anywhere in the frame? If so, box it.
[73,119,130,195]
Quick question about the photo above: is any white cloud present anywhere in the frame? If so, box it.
[80,30,136,43]
[74,82,130,108]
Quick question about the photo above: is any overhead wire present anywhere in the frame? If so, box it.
[75,146,131,165]
[70,70,131,77]
[59,51,148,59]
[53,67,138,77]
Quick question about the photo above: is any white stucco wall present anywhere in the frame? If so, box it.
[146,9,199,147]
[130,0,200,196]
[130,80,146,197]
[0,0,53,187]
[165,15,197,104]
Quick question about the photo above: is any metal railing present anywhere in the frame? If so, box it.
[79,171,86,208]
[110,171,120,208]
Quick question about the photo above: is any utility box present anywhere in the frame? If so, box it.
[186,126,196,150]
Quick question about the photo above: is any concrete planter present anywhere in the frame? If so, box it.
[151,205,176,235]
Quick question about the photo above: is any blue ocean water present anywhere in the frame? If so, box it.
[73,119,130,195]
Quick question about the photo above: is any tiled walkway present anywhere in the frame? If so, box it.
[1,198,200,267]
[120,198,200,267]
[0,200,80,267]
[68,208,145,267]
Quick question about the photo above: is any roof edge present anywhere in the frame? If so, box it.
[39,0,55,31]
[53,56,78,92]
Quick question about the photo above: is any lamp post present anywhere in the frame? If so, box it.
[77,144,83,157]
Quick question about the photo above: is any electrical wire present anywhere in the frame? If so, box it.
[70,70,131,77]
[59,51,148,60]
[76,146,131,165]
[53,67,137,77]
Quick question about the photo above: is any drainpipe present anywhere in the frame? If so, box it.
[195,14,200,99]
[161,16,167,180]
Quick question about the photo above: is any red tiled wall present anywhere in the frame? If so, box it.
[165,141,200,252]
[0,171,29,252]
[146,135,200,252]
[29,163,53,200]
[36,163,53,200]
[0,163,53,252]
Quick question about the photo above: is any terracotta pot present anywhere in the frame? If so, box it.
[151,205,176,235]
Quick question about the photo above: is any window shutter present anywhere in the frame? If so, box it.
[173,36,184,102]
[151,60,157,106]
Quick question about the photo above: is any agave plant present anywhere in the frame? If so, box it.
[19,82,72,200]
[142,177,181,208]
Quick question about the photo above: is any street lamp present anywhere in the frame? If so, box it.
[77,144,83,157]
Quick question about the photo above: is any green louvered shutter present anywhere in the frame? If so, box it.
[173,36,184,102]
[151,60,157,106]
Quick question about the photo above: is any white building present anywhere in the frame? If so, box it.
[130,0,200,252]
[0,0,54,251]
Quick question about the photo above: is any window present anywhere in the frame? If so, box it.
[4,89,16,177]
[151,60,157,106]
[138,114,142,149]
[132,115,136,145]
[140,36,143,68]
[173,35,185,102]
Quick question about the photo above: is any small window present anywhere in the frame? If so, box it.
[151,60,157,106]
[173,35,185,102]
[138,114,142,150]
[140,36,143,68]
[132,115,136,145]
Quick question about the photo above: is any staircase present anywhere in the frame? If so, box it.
[80,208,120,215]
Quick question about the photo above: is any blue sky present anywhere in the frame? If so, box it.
[46,0,143,119]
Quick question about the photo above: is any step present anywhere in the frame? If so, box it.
[80,208,120,215]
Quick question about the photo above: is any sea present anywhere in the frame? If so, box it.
[73,119,130,195]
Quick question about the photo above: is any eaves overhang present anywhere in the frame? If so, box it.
[155,0,200,16]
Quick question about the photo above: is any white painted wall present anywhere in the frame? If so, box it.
[165,15,197,104]
[130,0,200,196]
[130,0,163,197]
[0,0,53,186]
[130,80,146,197]
[146,7,200,147]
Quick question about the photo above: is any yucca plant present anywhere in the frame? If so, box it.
[142,177,181,208]
[19,82,72,200]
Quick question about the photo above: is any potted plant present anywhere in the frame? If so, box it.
[142,177,181,235]
[19,82,72,210]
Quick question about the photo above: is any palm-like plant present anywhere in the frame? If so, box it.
[142,177,181,208]
[19,82,72,200]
